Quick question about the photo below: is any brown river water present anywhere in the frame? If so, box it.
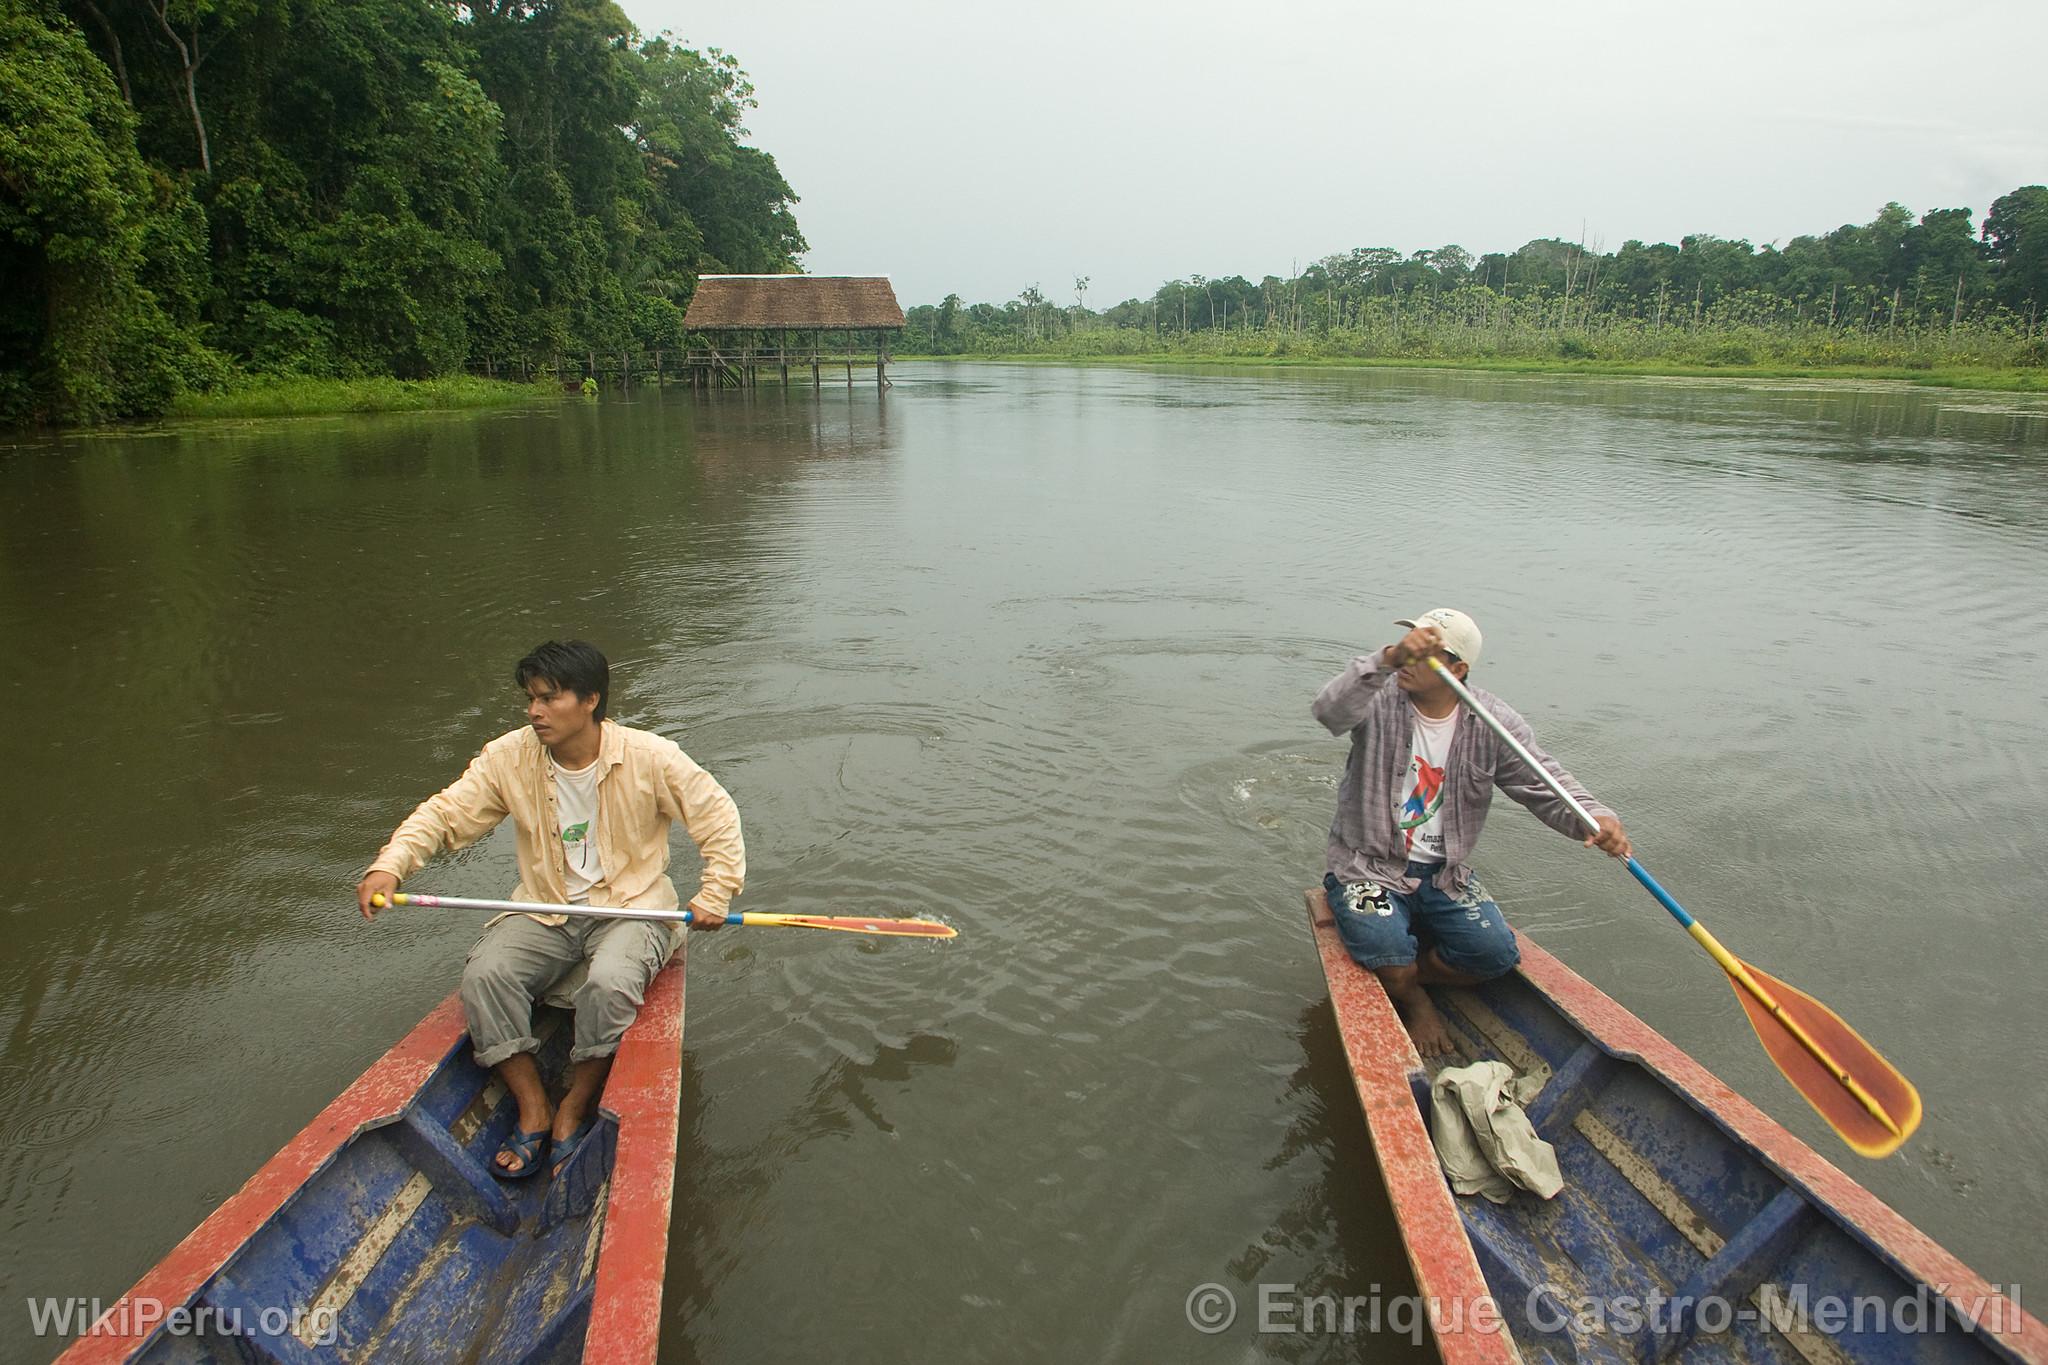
[1,363,2044,1361]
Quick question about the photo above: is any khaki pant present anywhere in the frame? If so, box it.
[459,914,674,1067]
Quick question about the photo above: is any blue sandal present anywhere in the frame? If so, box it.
[492,1127,549,1181]
[550,1121,595,1179]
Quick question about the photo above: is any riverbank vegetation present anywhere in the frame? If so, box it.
[900,193,2048,385]
[165,375,560,420]
[2,0,804,426]
[921,352,2046,393]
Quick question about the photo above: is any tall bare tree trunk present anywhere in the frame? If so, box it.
[180,61,209,172]
[145,0,211,173]
[1560,246,1575,331]
[79,2,132,105]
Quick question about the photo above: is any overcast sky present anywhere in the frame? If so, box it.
[632,0,2048,309]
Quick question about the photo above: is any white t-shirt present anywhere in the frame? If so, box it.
[1395,708,1459,863]
[551,756,604,904]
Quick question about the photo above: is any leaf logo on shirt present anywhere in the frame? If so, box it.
[561,821,590,846]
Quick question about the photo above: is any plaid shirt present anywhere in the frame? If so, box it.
[1312,650,1612,895]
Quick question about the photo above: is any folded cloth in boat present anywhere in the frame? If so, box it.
[1428,1060,1564,1204]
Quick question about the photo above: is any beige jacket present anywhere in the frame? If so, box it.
[368,720,745,932]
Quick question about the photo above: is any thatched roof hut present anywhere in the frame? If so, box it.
[683,275,905,332]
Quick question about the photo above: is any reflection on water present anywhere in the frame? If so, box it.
[1,366,2044,1361]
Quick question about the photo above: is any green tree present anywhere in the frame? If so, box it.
[287,57,504,375]
[0,0,216,422]
[1902,206,1987,319]
[135,0,256,174]
[1983,186,2048,317]
[11,0,812,414]
[630,36,800,275]
[1828,202,1914,301]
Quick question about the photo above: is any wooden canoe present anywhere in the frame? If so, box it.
[55,955,686,1363]
[1304,889,2045,1365]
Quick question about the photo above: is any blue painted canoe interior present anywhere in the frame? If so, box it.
[1421,977,2011,1365]
[136,1008,616,1363]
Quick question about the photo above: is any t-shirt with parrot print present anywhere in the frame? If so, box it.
[550,754,603,903]
[1395,708,1459,863]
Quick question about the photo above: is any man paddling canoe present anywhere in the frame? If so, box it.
[356,640,745,1177]
[1313,609,1630,1057]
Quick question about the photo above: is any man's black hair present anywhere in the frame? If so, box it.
[515,640,609,722]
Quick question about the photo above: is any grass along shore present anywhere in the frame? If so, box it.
[148,349,2045,427]
[893,351,2048,393]
[166,374,566,421]
[892,311,2048,393]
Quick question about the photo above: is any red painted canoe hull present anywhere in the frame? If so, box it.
[1304,889,2045,1365]
[55,955,686,1363]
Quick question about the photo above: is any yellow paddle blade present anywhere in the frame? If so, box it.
[742,913,957,940]
[1729,961,1922,1158]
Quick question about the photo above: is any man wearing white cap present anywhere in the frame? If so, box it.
[1313,608,1631,1056]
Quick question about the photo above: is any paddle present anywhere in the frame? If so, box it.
[369,892,957,940]
[1423,656,1921,1158]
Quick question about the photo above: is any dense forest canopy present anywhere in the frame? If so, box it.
[1,0,806,424]
[901,190,2048,367]
[7,0,2045,423]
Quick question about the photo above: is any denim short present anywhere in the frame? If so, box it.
[1323,863,1520,980]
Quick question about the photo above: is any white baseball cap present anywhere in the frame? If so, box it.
[1395,608,1483,667]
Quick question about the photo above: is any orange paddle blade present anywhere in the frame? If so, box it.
[745,913,957,939]
[1730,961,1922,1158]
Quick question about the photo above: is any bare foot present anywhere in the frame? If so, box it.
[1395,993,1458,1059]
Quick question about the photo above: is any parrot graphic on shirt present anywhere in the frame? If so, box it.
[1400,758,1446,853]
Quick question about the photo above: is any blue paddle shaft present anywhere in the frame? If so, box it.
[1623,856,1696,928]
[1422,657,1697,929]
